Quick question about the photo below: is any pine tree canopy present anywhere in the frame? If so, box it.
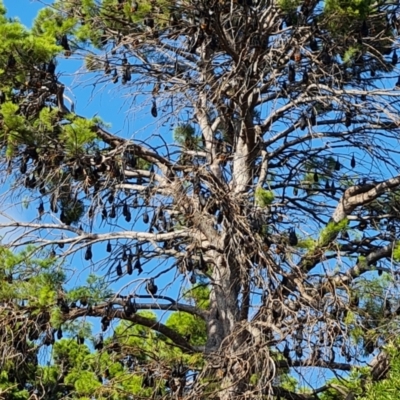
[0,0,400,398]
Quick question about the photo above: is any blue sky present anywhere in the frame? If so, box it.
[4,0,41,26]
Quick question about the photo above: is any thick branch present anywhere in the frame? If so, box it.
[0,222,192,253]
[66,306,196,353]
[332,177,400,223]
[95,126,174,168]
[300,177,400,271]
[273,386,318,400]
[111,295,208,320]
[276,359,352,371]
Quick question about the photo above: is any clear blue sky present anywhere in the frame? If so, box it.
[4,0,42,26]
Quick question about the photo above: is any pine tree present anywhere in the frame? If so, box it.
[0,0,399,398]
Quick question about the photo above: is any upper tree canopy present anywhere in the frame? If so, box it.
[0,0,400,398]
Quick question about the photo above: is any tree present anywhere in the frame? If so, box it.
[0,0,399,398]
[0,246,209,399]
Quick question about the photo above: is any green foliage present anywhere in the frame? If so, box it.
[84,274,113,302]
[1,102,26,156]
[0,369,29,399]
[277,0,301,13]
[255,188,274,208]
[65,370,102,396]
[357,255,367,270]
[127,0,174,27]
[185,285,210,310]
[356,274,393,312]
[53,338,92,368]
[59,117,98,156]
[321,343,400,400]
[0,246,64,305]
[319,219,349,246]
[392,241,400,262]
[1,102,24,132]
[319,369,364,400]
[68,286,92,303]
[35,107,60,133]
[322,0,382,42]
[360,343,400,399]
[166,312,206,346]
[32,5,76,38]
[324,0,372,18]
[173,124,201,150]
[0,12,60,65]
[296,237,316,250]
[343,46,362,64]
[137,157,152,170]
